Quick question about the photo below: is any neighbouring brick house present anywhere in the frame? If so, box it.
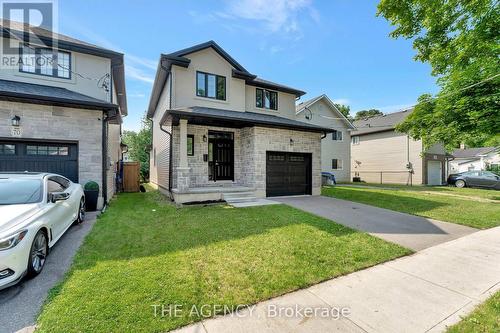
[0,20,127,208]
[148,41,332,203]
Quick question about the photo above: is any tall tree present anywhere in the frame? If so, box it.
[334,103,351,119]
[354,109,383,120]
[377,0,500,149]
[122,112,152,181]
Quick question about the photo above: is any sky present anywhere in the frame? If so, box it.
[56,0,438,131]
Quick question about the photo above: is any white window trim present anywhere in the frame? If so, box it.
[351,136,360,145]
[332,130,343,141]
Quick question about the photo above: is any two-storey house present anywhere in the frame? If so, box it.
[296,94,355,182]
[351,109,447,185]
[148,41,332,203]
[0,20,127,208]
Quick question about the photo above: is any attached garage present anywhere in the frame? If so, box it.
[0,140,78,182]
[266,151,312,197]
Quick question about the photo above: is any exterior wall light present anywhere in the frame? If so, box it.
[290,138,294,145]
[203,135,207,142]
[11,115,20,127]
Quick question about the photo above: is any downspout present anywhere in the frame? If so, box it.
[102,112,108,208]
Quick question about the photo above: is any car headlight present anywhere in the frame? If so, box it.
[0,230,28,251]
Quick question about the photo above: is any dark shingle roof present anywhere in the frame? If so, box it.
[352,109,413,135]
[0,19,127,115]
[451,147,498,159]
[0,79,118,110]
[166,106,334,133]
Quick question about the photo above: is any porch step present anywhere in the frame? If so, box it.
[223,191,258,203]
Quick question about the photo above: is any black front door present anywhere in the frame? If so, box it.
[208,131,234,181]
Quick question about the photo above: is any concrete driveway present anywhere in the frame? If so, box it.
[0,212,98,333]
[274,196,477,251]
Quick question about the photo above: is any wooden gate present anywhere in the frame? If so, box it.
[123,162,140,192]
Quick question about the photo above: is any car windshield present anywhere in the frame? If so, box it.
[0,178,43,205]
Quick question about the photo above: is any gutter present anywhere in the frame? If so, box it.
[159,112,173,193]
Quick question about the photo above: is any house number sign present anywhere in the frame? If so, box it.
[11,126,22,137]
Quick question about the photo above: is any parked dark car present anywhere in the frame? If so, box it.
[447,171,500,190]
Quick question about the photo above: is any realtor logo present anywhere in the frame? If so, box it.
[1,0,58,55]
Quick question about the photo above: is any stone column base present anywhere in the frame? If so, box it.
[176,167,191,193]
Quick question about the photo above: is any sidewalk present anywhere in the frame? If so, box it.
[173,227,500,333]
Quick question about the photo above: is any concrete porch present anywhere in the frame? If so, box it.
[171,184,255,204]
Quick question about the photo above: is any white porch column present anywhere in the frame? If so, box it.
[177,118,190,192]
[179,119,188,168]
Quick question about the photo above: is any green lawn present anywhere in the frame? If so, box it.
[322,186,500,229]
[447,291,500,333]
[36,189,409,333]
[338,183,500,201]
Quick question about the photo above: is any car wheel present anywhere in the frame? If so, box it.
[27,230,48,278]
[76,198,85,224]
[455,180,466,188]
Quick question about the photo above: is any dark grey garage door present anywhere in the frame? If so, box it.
[0,140,78,182]
[266,151,312,197]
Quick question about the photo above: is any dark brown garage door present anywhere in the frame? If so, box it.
[266,151,312,197]
[0,140,78,182]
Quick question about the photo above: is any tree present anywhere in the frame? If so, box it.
[122,112,152,181]
[377,0,500,150]
[354,109,383,120]
[334,103,351,119]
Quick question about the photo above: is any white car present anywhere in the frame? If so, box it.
[0,173,85,290]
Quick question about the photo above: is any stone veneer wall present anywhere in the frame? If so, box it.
[249,127,322,197]
[171,124,243,188]
[0,100,105,201]
[171,124,322,197]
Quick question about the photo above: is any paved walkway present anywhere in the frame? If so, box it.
[0,212,98,333]
[173,226,500,333]
[274,196,477,251]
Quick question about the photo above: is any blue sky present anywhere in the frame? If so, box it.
[57,0,438,131]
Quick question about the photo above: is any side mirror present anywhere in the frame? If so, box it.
[50,192,69,203]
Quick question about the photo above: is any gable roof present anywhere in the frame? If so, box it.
[296,94,355,129]
[147,41,305,117]
[0,19,127,116]
[451,147,498,159]
[352,108,413,135]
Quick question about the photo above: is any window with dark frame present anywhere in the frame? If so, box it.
[256,88,278,110]
[0,144,15,155]
[332,159,343,170]
[196,71,226,100]
[26,145,69,156]
[332,130,343,141]
[19,45,71,79]
[187,135,194,156]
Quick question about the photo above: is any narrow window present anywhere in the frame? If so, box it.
[196,71,226,100]
[187,135,194,156]
[332,130,343,141]
[332,159,343,170]
[256,88,278,110]
[351,136,360,145]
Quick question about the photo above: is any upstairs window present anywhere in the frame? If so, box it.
[351,136,360,145]
[196,71,226,100]
[331,130,343,141]
[256,88,278,110]
[19,45,71,79]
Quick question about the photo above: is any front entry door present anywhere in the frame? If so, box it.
[208,131,234,181]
